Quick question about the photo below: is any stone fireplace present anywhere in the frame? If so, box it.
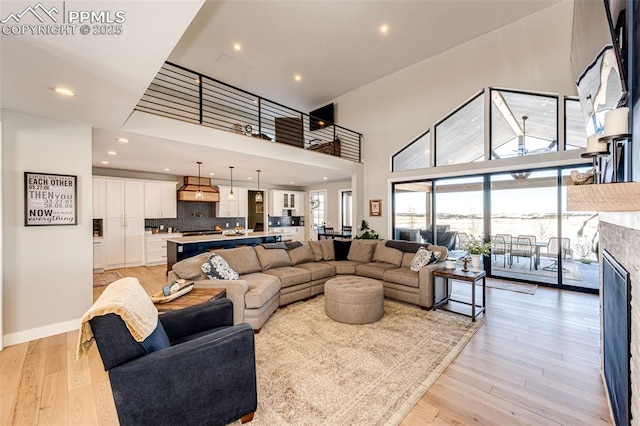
[599,212,640,424]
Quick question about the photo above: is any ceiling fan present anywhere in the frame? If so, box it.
[513,115,557,156]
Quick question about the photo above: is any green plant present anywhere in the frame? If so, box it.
[464,235,491,257]
[355,219,379,240]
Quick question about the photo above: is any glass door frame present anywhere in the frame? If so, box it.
[391,164,598,294]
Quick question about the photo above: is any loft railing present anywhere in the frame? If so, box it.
[135,62,363,163]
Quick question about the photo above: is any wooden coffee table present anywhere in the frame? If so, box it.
[154,287,226,312]
[432,268,486,321]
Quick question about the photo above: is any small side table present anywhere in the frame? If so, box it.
[432,268,486,322]
[155,287,226,313]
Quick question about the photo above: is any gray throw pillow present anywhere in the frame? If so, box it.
[201,253,239,280]
[410,247,441,271]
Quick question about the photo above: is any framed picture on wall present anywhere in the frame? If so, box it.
[256,203,264,214]
[24,172,77,226]
[369,199,382,217]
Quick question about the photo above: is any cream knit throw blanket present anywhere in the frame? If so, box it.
[77,277,158,359]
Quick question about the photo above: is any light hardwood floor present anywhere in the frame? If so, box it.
[0,266,612,425]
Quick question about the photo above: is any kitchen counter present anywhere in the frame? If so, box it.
[166,231,291,244]
[166,231,293,272]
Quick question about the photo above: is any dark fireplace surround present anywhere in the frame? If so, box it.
[600,221,639,425]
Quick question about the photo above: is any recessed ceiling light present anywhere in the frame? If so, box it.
[52,87,75,96]
[195,78,200,84]
[117,137,129,143]
[294,74,302,82]
[163,168,170,171]
[380,24,389,34]
[290,181,294,184]
[323,176,328,180]
[253,99,258,105]
[101,161,109,165]
[209,172,215,176]
[107,151,117,156]
[247,177,252,180]
[233,42,242,51]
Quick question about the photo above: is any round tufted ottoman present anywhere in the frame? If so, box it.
[324,276,384,324]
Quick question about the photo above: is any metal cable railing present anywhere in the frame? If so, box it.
[135,62,363,162]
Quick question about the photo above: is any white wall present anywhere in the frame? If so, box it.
[333,1,577,239]
[2,110,93,345]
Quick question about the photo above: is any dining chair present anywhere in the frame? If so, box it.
[323,226,335,239]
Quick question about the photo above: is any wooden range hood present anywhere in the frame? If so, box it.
[177,176,220,202]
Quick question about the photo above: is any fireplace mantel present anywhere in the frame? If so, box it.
[566,182,640,211]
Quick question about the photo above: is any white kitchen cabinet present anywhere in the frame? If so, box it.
[216,186,247,218]
[270,226,305,241]
[145,233,181,266]
[144,181,177,218]
[105,178,145,269]
[93,237,105,271]
[92,177,106,219]
[269,190,305,216]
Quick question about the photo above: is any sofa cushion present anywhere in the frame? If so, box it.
[324,260,359,275]
[308,241,325,261]
[296,262,336,280]
[410,247,441,271]
[254,246,292,270]
[404,241,431,253]
[263,267,311,288]
[372,241,403,266]
[356,262,399,280]
[172,252,210,281]
[287,242,316,266]
[347,240,377,263]
[333,240,351,261]
[201,253,239,280]
[241,273,281,309]
[383,267,419,288]
[319,239,335,261]
[217,246,262,275]
[401,252,415,268]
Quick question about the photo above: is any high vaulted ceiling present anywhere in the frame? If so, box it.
[170,0,561,112]
[1,0,561,184]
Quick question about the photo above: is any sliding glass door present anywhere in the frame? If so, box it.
[434,176,484,251]
[392,182,432,242]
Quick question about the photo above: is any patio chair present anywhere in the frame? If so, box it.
[518,234,537,243]
[491,235,509,267]
[510,237,535,270]
[496,233,512,246]
[542,237,570,272]
[561,237,572,259]
[457,232,470,250]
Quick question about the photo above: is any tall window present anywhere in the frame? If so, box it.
[435,91,485,166]
[340,190,352,228]
[565,97,588,150]
[392,131,430,172]
[309,190,326,240]
[490,89,558,159]
[392,181,432,242]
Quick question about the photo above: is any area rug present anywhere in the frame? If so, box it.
[251,296,483,425]
[92,271,123,287]
[486,278,537,295]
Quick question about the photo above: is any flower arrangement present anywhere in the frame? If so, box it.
[464,235,491,257]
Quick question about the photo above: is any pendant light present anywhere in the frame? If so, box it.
[195,161,204,200]
[228,166,236,201]
[255,169,263,203]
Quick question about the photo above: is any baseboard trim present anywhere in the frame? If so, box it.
[3,318,80,347]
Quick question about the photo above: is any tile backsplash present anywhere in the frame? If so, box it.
[145,201,245,231]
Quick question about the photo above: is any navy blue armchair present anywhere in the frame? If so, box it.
[90,298,257,426]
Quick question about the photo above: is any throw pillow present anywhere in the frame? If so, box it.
[333,240,352,261]
[410,247,441,271]
[201,253,239,280]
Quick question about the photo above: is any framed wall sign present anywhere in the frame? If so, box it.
[369,199,382,217]
[24,172,77,226]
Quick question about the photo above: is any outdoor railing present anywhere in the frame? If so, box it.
[135,62,363,163]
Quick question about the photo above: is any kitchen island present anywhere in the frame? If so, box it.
[166,231,293,272]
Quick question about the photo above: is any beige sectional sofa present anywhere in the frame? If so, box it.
[168,239,449,331]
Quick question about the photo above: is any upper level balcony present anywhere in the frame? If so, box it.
[135,62,362,163]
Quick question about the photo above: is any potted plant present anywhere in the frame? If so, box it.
[464,235,491,271]
[355,219,379,240]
